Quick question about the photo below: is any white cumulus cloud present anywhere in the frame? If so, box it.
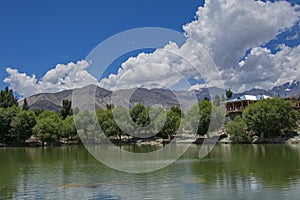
[4,60,97,97]
[229,44,300,91]
[99,0,300,92]
[4,0,300,95]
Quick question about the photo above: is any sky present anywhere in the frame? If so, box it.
[1,0,300,97]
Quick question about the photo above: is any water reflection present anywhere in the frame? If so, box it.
[0,145,300,199]
[188,144,300,199]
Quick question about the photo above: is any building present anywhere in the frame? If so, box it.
[224,94,271,119]
[287,93,300,110]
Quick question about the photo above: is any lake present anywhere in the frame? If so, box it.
[1,144,300,199]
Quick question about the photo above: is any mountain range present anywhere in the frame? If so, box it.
[233,80,300,98]
[20,81,300,112]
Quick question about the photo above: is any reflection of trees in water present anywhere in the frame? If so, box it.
[0,149,22,199]
[2,145,300,198]
[0,147,95,199]
[190,144,300,189]
[121,145,163,153]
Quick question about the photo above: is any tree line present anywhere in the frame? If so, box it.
[1,86,297,146]
[0,87,226,146]
[226,97,300,143]
[72,100,225,144]
[0,87,76,146]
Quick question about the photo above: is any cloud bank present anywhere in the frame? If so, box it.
[4,60,96,97]
[100,0,300,92]
[4,0,300,96]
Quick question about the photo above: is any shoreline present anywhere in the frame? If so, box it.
[1,133,300,148]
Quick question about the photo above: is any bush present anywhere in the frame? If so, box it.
[226,116,251,144]
[243,98,299,138]
[33,111,62,146]
[10,110,36,144]
[185,100,225,135]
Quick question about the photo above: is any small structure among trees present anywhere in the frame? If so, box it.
[287,94,300,110]
[226,97,299,143]
[224,95,271,119]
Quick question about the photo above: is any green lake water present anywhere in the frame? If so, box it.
[1,144,300,199]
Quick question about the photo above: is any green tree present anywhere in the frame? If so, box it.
[22,98,29,111]
[210,105,225,132]
[204,97,210,101]
[75,110,101,143]
[32,108,44,116]
[158,108,181,140]
[106,103,114,110]
[185,101,224,135]
[136,108,151,127]
[243,98,299,138]
[186,100,212,135]
[61,115,77,140]
[97,108,125,141]
[111,107,132,138]
[60,99,73,119]
[213,94,221,106]
[0,106,20,142]
[226,116,251,144]
[151,107,166,134]
[0,87,18,108]
[170,106,184,117]
[273,98,299,131]
[10,110,36,144]
[221,94,226,102]
[130,103,145,123]
[226,89,233,99]
[33,111,62,146]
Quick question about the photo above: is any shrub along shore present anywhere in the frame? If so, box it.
[0,87,299,147]
[225,97,300,144]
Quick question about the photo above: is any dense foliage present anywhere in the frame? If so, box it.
[0,87,18,108]
[243,98,299,138]
[22,98,29,111]
[213,94,221,106]
[94,105,183,141]
[33,111,62,146]
[159,108,181,139]
[60,99,73,119]
[226,89,233,99]
[226,98,300,141]
[0,87,76,146]
[61,115,77,139]
[185,100,225,135]
[226,116,251,143]
[3,86,298,146]
[11,110,36,144]
[0,106,20,143]
[74,110,101,142]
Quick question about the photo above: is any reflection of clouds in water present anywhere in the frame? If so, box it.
[248,174,260,194]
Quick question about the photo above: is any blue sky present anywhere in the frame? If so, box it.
[0,0,203,90]
[2,0,300,97]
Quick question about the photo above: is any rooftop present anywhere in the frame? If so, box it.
[225,94,271,103]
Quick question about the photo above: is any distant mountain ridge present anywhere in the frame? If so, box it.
[233,80,300,99]
[20,85,224,112]
[270,80,300,98]
[20,81,300,112]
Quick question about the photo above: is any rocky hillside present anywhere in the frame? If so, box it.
[20,85,225,112]
[233,80,300,99]
[20,81,300,112]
